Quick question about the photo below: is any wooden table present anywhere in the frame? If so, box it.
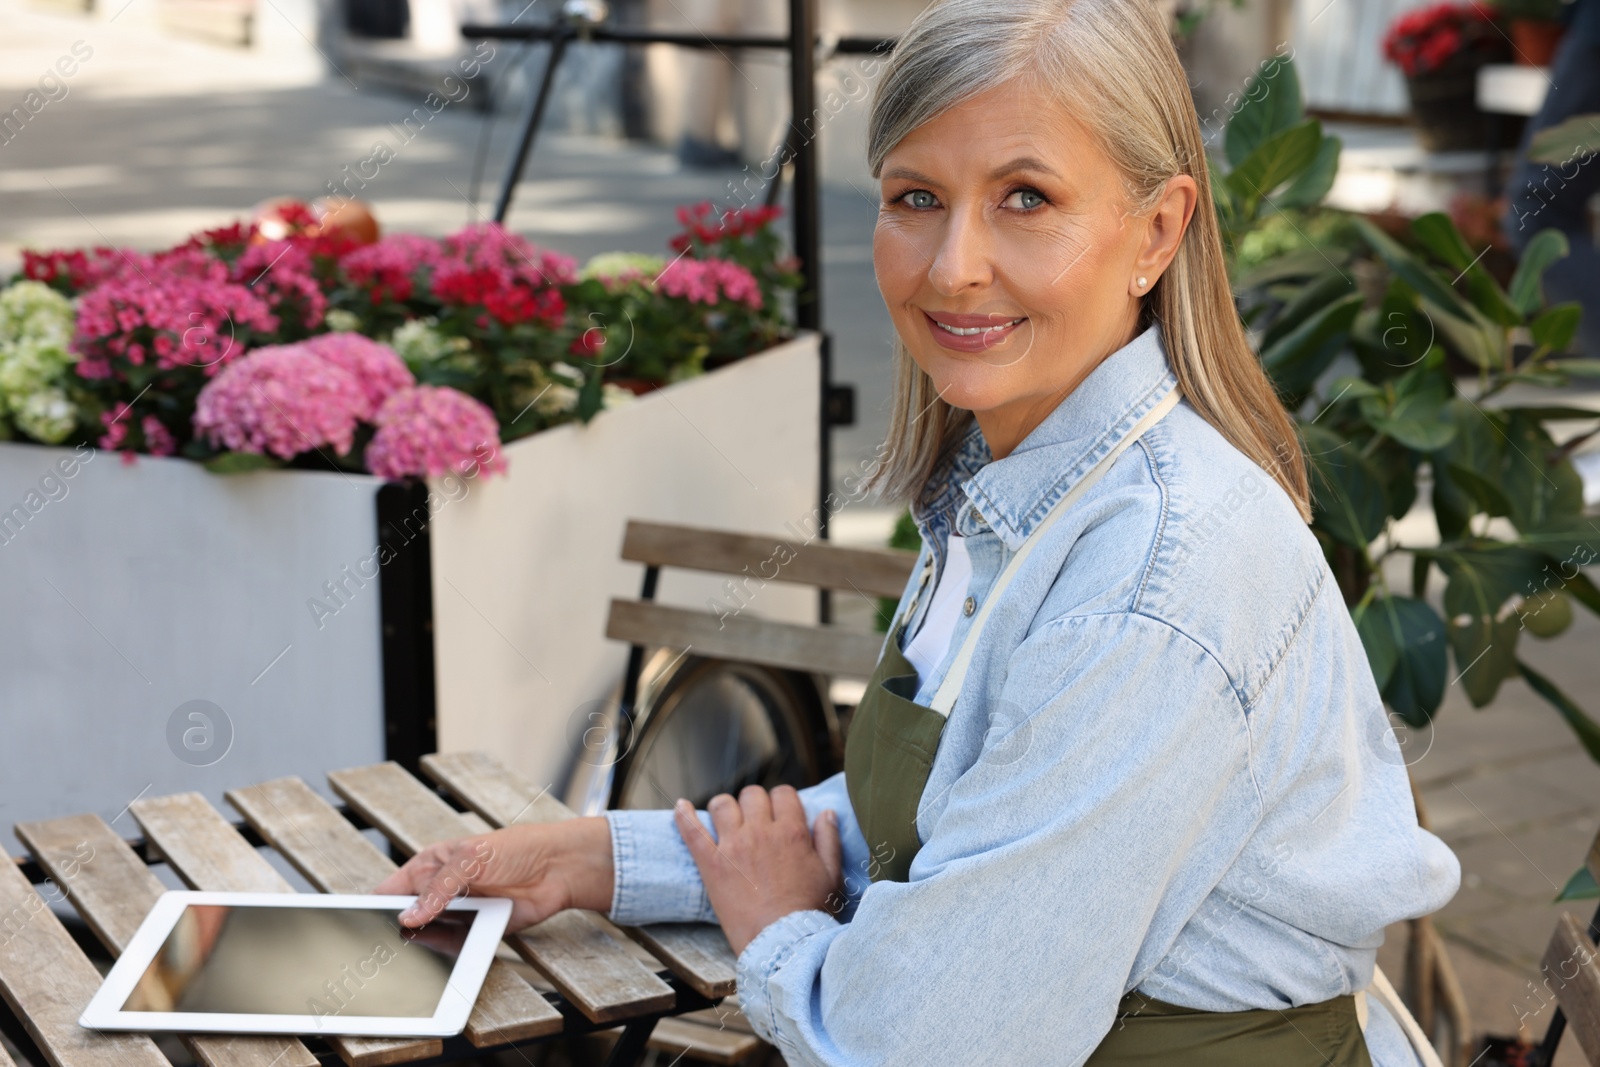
[0,752,749,1067]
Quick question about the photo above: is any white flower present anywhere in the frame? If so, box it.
[388,316,470,373]
[324,308,363,333]
[14,388,77,444]
[0,335,75,411]
[0,281,74,348]
[601,383,636,409]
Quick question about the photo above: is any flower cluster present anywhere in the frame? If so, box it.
[21,247,139,296]
[1383,2,1505,76]
[365,385,506,480]
[669,202,785,254]
[301,331,414,417]
[0,281,79,444]
[193,343,372,459]
[578,251,667,292]
[341,234,442,305]
[432,224,577,328]
[654,257,763,309]
[230,239,326,334]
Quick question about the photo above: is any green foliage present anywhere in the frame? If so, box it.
[877,508,923,634]
[1223,55,1600,754]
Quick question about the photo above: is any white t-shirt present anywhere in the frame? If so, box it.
[900,533,971,680]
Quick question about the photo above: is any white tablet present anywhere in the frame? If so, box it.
[79,891,514,1038]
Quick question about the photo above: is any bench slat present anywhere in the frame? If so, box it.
[606,599,882,678]
[129,793,441,1067]
[0,851,171,1067]
[621,521,916,599]
[421,752,737,998]
[225,777,563,1045]
[16,814,319,1067]
[1544,911,1600,1064]
[328,762,675,1023]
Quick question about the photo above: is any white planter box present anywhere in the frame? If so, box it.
[429,332,822,794]
[0,334,822,827]
[0,445,386,829]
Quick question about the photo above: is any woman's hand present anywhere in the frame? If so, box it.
[372,817,614,931]
[675,785,843,956]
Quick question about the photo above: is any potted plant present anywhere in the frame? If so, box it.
[1488,0,1568,65]
[1383,1,1517,151]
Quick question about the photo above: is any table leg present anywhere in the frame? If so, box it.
[601,1018,660,1067]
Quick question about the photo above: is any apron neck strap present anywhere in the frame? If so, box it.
[928,386,1182,718]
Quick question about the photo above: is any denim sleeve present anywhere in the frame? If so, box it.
[732,612,1263,1066]
[604,771,874,926]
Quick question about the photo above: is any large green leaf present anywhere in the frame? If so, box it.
[1531,303,1582,353]
[1355,218,1475,322]
[1226,121,1325,218]
[1526,111,1600,165]
[1351,280,1436,382]
[1547,357,1600,378]
[1359,363,1457,452]
[1427,544,1546,706]
[1421,295,1504,370]
[1235,247,1341,291]
[1499,412,1585,531]
[1518,658,1600,762]
[1302,423,1389,547]
[1262,291,1362,397]
[1224,54,1305,167]
[1354,595,1449,725]
[1508,228,1571,316]
[1262,270,1357,352]
[1410,212,1520,326]
[1430,399,1506,538]
[1277,134,1342,210]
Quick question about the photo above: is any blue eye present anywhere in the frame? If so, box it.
[898,190,937,209]
[1006,188,1047,210]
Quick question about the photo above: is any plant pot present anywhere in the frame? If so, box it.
[1404,67,1524,152]
[1511,18,1565,65]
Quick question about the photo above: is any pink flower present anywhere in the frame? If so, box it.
[230,239,327,331]
[340,234,442,304]
[73,264,277,376]
[365,385,507,480]
[302,332,415,418]
[429,223,576,326]
[653,256,763,309]
[192,343,369,459]
[141,415,176,457]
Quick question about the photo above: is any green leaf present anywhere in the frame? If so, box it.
[1427,544,1546,705]
[1518,658,1600,762]
[1261,270,1357,352]
[1359,365,1457,452]
[1355,217,1474,322]
[1261,291,1362,397]
[1446,462,1513,517]
[204,452,284,474]
[1224,54,1305,167]
[1276,135,1342,210]
[1563,569,1600,616]
[1302,423,1389,547]
[1557,864,1600,902]
[1531,303,1582,353]
[1410,212,1520,326]
[1430,400,1506,538]
[1546,357,1600,378]
[1508,228,1571,316]
[1499,405,1600,422]
[1421,296,1503,370]
[1526,111,1600,165]
[1354,595,1448,725]
[1500,412,1585,531]
[1226,121,1325,218]
[1511,515,1600,567]
[1235,247,1341,291]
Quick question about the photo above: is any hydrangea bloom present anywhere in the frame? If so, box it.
[13,388,77,445]
[653,257,763,309]
[579,251,666,291]
[365,385,507,480]
[192,343,369,459]
[301,332,414,417]
[0,280,74,347]
[0,282,79,443]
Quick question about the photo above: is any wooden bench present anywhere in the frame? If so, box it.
[0,752,742,1067]
[1531,827,1600,1065]
[605,518,917,704]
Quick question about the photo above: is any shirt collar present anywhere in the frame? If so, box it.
[912,321,1179,552]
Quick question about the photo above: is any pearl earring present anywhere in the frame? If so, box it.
[1137,276,1147,289]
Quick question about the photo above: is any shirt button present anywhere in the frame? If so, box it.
[963,596,976,616]
[969,505,985,526]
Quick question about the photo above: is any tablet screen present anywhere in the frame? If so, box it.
[120,904,476,1019]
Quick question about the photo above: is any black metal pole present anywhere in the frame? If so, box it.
[494,26,573,223]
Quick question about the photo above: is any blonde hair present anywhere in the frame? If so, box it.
[862,0,1312,523]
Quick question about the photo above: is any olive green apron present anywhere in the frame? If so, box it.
[841,387,1374,1066]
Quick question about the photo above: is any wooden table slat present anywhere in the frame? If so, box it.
[0,850,171,1067]
[328,762,676,1023]
[16,813,320,1067]
[129,793,442,1067]
[225,777,563,1045]
[421,752,738,999]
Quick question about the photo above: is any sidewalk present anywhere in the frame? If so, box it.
[3,3,1599,1062]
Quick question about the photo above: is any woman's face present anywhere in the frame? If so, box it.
[873,77,1195,458]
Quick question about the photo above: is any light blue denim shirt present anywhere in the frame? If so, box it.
[604,321,1460,1067]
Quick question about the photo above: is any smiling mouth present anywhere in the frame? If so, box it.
[929,316,1026,337]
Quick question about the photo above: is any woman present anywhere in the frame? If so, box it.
[376,0,1460,1062]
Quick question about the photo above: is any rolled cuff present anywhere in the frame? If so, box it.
[734,908,840,1046]
[604,807,719,925]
